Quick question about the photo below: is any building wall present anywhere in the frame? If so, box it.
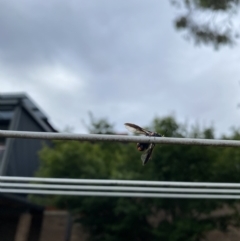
[14,210,87,241]
[39,211,70,241]
[8,209,240,241]
[5,107,51,177]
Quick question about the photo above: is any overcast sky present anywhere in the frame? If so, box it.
[1,0,240,136]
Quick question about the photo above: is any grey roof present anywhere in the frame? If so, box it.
[0,93,56,132]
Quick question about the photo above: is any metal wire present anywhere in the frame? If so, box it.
[1,188,240,199]
[2,182,240,194]
[1,129,240,198]
[1,177,240,198]
[2,176,240,188]
[0,129,240,147]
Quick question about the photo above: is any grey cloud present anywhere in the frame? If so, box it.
[0,0,240,136]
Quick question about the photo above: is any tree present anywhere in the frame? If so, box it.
[34,116,240,241]
[170,0,240,48]
[83,112,115,135]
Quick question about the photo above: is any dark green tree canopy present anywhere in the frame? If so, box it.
[33,116,240,241]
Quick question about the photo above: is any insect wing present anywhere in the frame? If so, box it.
[141,144,155,165]
[124,123,151,135]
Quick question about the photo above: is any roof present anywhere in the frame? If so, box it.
[0,93,57,132]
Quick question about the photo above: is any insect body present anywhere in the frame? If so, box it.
[124,123,162,165]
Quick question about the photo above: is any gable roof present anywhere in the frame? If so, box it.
[0,93,56,132]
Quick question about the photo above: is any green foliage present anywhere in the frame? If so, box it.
[189,0,239,11]
[84,112,115,134]
[34,116,240,241]
[171,0,240,48]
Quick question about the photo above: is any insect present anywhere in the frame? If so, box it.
[124,123,163,165]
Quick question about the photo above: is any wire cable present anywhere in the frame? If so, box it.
[2,176,240,188]
[2,182,240,193]
[1,188,240,199]
[0,129,240,147]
